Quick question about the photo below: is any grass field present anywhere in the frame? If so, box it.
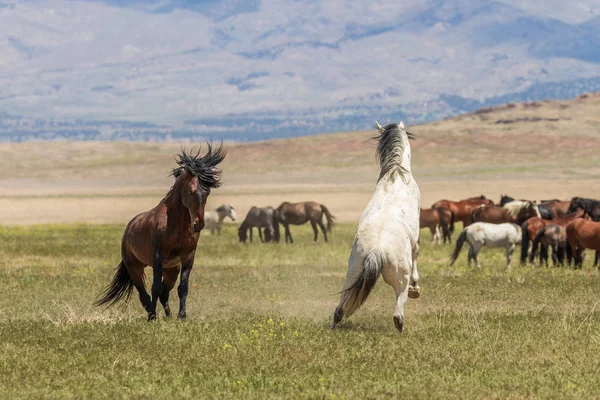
[2,223,600,398]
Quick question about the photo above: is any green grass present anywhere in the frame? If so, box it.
[1,224,600,399]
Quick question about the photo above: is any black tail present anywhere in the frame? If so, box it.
[272,210,281,243]
[321,204,335,232]
[95,261,134,307]
[520,221,529,264]
[450,230,468,265]
[340,249,383,316]
[530,226,547,264]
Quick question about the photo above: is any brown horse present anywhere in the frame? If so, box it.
[471,203,538,225]
[276,201,335,243]
[566,219,600,269]
[419,207,454,244]
[521,208,585,264]
[432,195,493,229]
[96,145,226,320]
[541,199,572,218]
[531,224,568,267]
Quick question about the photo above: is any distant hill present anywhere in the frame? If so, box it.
[1,0,600,141]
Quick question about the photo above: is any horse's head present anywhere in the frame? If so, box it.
[522,201,540,220]
[217,204,237,222]
[171,144,226,233]
[568,197,585,213]
[238,224,248,243]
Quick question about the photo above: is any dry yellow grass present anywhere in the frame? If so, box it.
[2,93,600,224]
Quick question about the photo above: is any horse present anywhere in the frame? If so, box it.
[499,194,516,206]
[541,199,571,218]
[450,222,521,269]
[566,218,600,269]
[419,207,454,244]
[472,202,539,226]
[205,204,237,235]
[238,206,280,243]
[521,208,584,264]
[432,196,493,229]
[502,200,541,220]
[569,197,600,221]
[276,201,335,243]
[501,195,554,219]
[95,145,226,320]
[331,121,420,333]
[531,224,567,267]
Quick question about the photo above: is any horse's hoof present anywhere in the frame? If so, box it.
[147,314,157,321]
[393,315,404,333]
[177,312,187,320]
[408,285,420,299]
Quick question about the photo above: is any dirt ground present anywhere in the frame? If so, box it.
[2,94,600,225]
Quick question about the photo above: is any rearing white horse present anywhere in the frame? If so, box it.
[330,121,420,333]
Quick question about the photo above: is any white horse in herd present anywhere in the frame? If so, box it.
[331,121,420,333]
[450,222,522,268]
[204,204,237,235]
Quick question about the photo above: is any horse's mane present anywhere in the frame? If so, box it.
[171,143,226,190]
[373,122,415,183]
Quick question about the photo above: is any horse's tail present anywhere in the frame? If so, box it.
[530,226,547,263]
[272,209,281,243]
[449,210,455,235]
[341,249,384,316]
[95,261,134,307]
[450,230,468,265]
[321,204,335,232]
[520,221,529,264]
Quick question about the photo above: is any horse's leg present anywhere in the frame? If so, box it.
[594,251,600,269]
[541,244,549,267]
[149,245,163,321]
[126,260,152,315]
[408,243,420,299]
[317,219,328,243]
[551,244,558,267]
[258,228,264,243]
[160,266,180,317]
[217,223,222,235]
[506,243,515,269]
[467,245,474,267]
[250,227,253,242]
[285,224,294,244]
[382,256,411,333]
[310,220,318,242]
[472,243,482,268]
[177,252,196,319]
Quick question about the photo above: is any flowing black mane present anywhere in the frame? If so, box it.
[373,123,415,182]
[171,143,226,189]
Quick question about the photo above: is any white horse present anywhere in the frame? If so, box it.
[503,200,541,219]
[204,204,237,235]
[331,121,420,333]
[450,222,521,268]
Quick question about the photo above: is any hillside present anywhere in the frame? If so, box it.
[1,93,600,224]
[1,0,600,140]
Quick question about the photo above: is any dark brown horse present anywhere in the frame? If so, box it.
[419,207,454,244]
[432,195,493,229]
[541,199,572,218]
[567,219,600,269]
[96,145,226,320]
[276,201,335,243]
[521,208,585,264]
[472,203,538,226]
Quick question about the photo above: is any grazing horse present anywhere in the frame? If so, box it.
[531,224,567,266]
[521,208,584,264]
[205,204,237,235]
[566,219,600,269]
[569,197,600,221]
[432,196,493,229]
[238,206,280,243]
[472,203,538,225]
[276,201,335,243]
[331,121,420,333]
[420,207,454,244]
[450,222,521,269]
[96,145,226,320]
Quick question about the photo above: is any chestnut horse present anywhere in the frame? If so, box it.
[276,201,335,243]
[420,207,454,244]
[520,208,584,264]
[96,145,226,320]
[432,195,493,229]
[471,203,538,226]
[567,219,600,269]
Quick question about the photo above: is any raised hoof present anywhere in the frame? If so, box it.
[393,315,404,333]
[408,285,420,299]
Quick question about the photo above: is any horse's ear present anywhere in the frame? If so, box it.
[398,121,405,129]
[375,121,384,132]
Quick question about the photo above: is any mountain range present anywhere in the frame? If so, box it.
[1,0,600,141]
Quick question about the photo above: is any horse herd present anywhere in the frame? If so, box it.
[421,195,600,269]
[205,201,335,244]
[93,121,599,332]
